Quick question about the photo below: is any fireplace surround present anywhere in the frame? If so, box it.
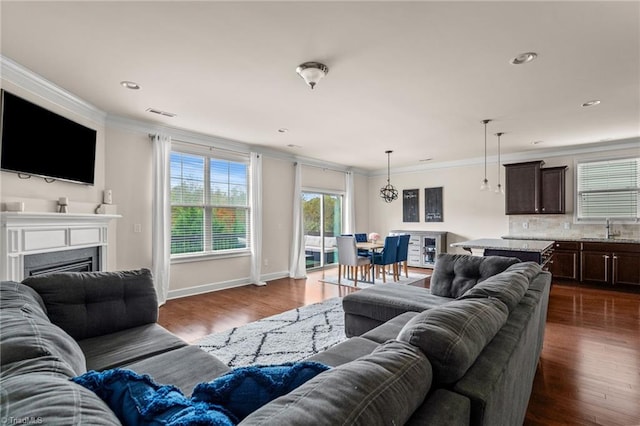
[1,212,120,281]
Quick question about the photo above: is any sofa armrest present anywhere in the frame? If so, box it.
[23,269,158,340]
[406,389,470,426]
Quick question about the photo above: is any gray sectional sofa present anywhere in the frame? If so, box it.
[0,254,551,425]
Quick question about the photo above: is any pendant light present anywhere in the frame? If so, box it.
[380,150,398,203]
[494,132,504,194]
[480,119,492,191]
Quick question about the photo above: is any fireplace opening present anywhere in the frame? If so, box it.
[24,247,100,277]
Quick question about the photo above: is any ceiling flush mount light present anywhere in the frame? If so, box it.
[120,81,140,90]
[581,100,601,107]
[296,62,329,90]
[495,132,504,195]
[380,150,398,203]
[509,52,537,65]
[278,128,289,133]
[480,119,492,191]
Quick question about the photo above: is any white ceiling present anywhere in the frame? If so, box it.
[2,1,639,171]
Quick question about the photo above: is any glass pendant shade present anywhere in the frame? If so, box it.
[296,62,329,89]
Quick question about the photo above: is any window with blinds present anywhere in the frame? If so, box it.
[170,147,250,258]
[576,157,639,220]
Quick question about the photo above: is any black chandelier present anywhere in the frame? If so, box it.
[379,150,398,203]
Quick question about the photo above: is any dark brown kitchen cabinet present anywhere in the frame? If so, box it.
[580,242,640,286]
[549,241,579,281]
[504,161,567,215]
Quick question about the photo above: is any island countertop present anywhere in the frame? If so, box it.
[451,238,555,253]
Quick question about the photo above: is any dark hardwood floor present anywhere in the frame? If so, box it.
[158,267,640,426]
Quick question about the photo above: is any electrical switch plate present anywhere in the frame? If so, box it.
[134,224,142,233]
[564,222,571,230]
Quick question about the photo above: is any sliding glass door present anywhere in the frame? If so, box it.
[302,192,342,269]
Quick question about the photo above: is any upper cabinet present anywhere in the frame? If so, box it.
[504,161,567,215]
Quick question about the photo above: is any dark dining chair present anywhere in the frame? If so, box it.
[372,235,399,283]
[354,233,369,257]
[396,234,411,279]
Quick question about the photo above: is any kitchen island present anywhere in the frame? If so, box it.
[451,238,554,268]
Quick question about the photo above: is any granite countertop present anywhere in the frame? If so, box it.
[451,238,554,252]
[502,235,640,244]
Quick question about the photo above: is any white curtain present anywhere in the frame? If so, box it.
[344,171,356,234]
[250,152,266,285]
[151,133,171,306]
[289,162,306,279]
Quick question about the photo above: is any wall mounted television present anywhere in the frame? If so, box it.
[0,90,97,185]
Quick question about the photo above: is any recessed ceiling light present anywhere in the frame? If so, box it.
[509,52,537,65]
[419,158,433,162]
[531,140,543,145]
[120,81,140,90]
[145,108,176,118]
[278,128,289,133]
[581,100,601,107]
[286,144,302,148]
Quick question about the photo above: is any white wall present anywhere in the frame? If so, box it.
[368,162,508,254]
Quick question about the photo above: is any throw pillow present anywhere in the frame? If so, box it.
[397,297,509,384]
[430,254,520,298]
[458,262,541,311]
[241,340,431,426]
[191,361,330,421]
[72,369,236,426]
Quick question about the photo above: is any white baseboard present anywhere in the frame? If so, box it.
[166,270,290,300]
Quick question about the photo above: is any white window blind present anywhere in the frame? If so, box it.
[170,147,250,257]
[576,157,639,220]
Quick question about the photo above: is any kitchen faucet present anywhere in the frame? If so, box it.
[605,218,619,239]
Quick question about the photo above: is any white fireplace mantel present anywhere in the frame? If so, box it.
[1,212,121,281]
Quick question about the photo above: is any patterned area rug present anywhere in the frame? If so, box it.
[320,271,429,289]
[196,297,345,368]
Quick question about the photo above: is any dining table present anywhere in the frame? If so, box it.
[356,241,385,284]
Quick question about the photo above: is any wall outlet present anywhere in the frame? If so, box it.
[263,258,269,266]
[522,222,529,229]
[563,222,571,230]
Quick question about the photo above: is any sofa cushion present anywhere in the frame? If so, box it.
[0,373,121,425]
[124,345,231,395]
[306,336,379,367]
[0,283,87,376]
[241,340,432,426]
[192,362,330,421]
[343,283,450,327]
[1,280,48,315]
[458,262,541,311]
[72,369,235,425]
[397,297,509,384]
[23,268,158,340]
[79,323,187,371]
[430,254,521,298]
[0,309,87,375]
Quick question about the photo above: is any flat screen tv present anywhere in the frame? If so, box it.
[0,90,97,185]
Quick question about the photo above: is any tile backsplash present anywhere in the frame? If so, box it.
[508,215,639,241]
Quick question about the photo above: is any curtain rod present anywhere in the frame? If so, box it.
[294,161,351,175]
[148,133,249,157]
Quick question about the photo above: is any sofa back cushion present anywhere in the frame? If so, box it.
[397,298,508,384]
[458,262,542,311]
[241,340,432,426]
[430,254,520,298]
[0,281,86,375]
[23,269,158,340]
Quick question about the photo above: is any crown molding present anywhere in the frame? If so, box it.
[369,137,640,177]
[0,55,107,125]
